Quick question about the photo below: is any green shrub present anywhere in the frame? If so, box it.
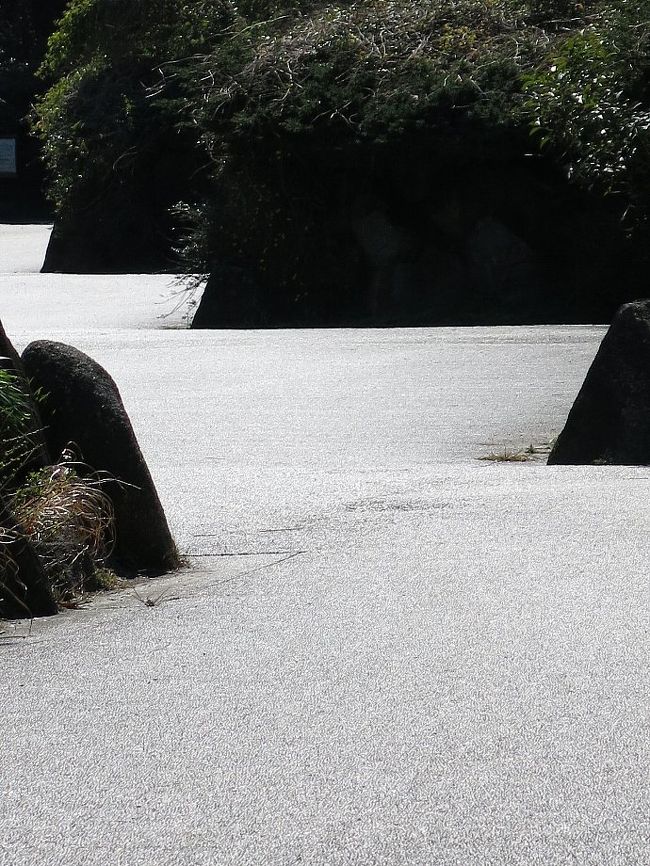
[34,0,236,216]
[33,0,650,271]
[0,368,43,490]
[523,1,650,223]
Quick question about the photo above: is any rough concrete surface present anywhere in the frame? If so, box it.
[0,226,647,865]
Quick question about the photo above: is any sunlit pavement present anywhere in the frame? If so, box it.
[1,226,646,866]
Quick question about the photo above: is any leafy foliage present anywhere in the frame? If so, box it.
[192,0,541,138]
[523,1,650,221]
[34,0,236,216]
[33,0,650,271]
[0,368,44,490]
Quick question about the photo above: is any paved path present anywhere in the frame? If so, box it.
[0,227,647,865]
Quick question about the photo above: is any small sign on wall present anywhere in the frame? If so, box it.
[0,138,17,177]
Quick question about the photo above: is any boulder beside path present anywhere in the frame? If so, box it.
[549,299,650,465]
[22,341,180,573]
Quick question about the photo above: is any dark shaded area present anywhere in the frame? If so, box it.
[41,127,198,273]
[0,496,58,619]
[29,1,650,324]
[549,300,650,465]
[192,127,647,328]
[0,0,66,222]
[22,341,181,573]
[0,138,53,223]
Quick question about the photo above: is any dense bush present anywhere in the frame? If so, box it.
[182,1,649,231]
[33,1,650,310]
[32,2,234,266]
[523,0,650,222]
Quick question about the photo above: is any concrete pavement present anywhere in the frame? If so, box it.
[0,226,647,865]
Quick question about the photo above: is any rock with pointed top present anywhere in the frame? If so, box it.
[549,300,650,465]
[22,340,180,572]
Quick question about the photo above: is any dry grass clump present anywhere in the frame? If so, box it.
[479,439,556,462]
[2,368,119,614]
[479,448,531,462]
[8,450,117,602]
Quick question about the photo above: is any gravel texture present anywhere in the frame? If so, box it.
[1,226,647,866]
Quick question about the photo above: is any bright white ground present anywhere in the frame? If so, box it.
[0,226,647,865]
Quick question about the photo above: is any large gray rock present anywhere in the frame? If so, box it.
[22,341,180,573]
[549,300,650,465]
[0,496,58,619]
